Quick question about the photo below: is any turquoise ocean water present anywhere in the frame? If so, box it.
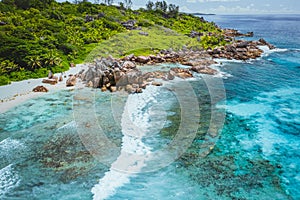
[0,15,299,199]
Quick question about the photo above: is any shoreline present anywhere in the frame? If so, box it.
[0,64,87,114]
[0,34,276,114]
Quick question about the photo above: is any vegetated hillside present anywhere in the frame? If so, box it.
[0,0,226,85]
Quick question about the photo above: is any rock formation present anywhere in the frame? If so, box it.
[33,85,48,92]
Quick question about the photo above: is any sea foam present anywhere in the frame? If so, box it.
[92,85,167,200]
[259,45,288,57]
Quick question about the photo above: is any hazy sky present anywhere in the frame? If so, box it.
[57,0,300,14]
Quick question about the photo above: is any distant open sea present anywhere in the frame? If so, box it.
[0,15,299,199]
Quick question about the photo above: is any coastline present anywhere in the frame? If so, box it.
[0,44,274,114]
[0,42,275,115]
[0,64,87,114]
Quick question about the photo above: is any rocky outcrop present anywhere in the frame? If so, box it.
[121,20,137,30]
[76,35,274,93]
[191,66,217,75]
[33,86,48,92]
[258,38,276,49]
[224,29,254,37]
[66,75,76,87]
[207,40,268,60]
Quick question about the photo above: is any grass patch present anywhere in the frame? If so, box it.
[84,25,202,61]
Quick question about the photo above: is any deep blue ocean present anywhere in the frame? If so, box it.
[0,15,300,199]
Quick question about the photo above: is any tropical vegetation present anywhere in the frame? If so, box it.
[0,0,226,85]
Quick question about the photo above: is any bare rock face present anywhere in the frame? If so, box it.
[66,75,76,87]
[92,77,101,88]
[33,86,48,92]
[84,67,96,82]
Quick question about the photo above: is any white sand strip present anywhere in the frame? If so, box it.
[0,64,87,114]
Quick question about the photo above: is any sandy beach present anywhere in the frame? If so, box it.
[0,64,87,114]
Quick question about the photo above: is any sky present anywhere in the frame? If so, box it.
[57,0,300,14]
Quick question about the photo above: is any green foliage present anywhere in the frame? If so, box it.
[0,1,227,85]
[0,75,11,86]
[85,26,202,60]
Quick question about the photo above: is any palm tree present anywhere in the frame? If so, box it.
[44,51,62,67]
[0,60,18,74]
[27,56,42,70]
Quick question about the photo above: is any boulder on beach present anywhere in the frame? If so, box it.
[59,74,63,82]
[42,78,57,85]
[33,85,48,92]
[66,75,76,87]
[110,86,117,92]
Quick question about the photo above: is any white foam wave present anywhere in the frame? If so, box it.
[214,58,245,64]
[0,138,26,165]
[0,138,24,149]
[259,45,288,57]
[56,121,77,132]
[92,85,166,200]
[208,64,233,79]
[0,164,20,197]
